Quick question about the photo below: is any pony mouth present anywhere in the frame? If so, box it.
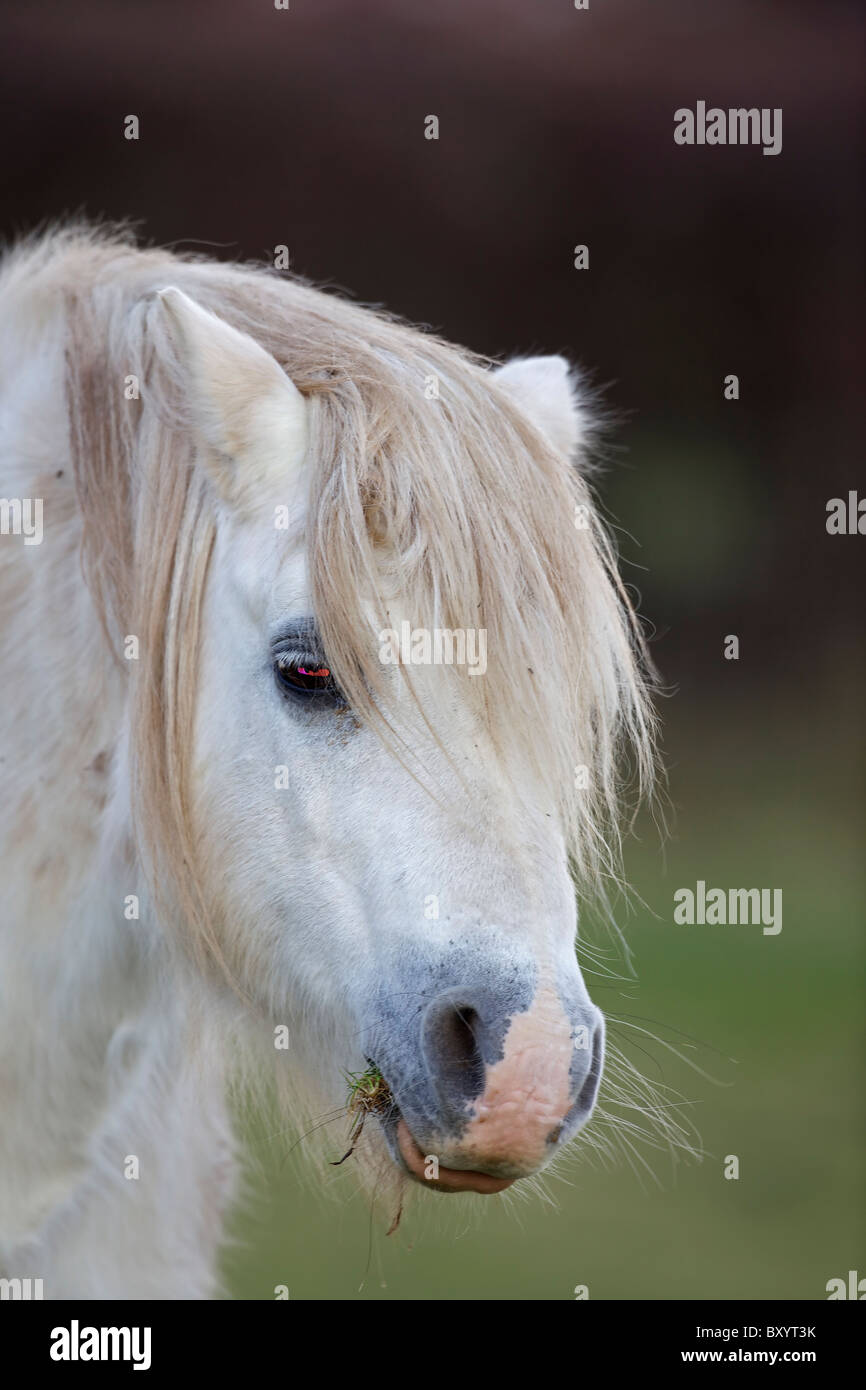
[379,1105,514,1195]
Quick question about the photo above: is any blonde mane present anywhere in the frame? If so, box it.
[8,223,655,976]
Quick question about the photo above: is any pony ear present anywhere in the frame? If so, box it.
[154,286,308,509]
[493,355,585,461]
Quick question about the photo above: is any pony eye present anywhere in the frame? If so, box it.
[274,647,343,703]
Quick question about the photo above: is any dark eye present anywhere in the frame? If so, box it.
[273,646,344,704]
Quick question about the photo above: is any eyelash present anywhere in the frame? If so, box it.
[273,645,345,705]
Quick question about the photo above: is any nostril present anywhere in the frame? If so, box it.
[564,1015,604,1133]
[423,1000,486,1116]
[581,1022,604,1106]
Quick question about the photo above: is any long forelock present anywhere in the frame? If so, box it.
[301,336,657,900]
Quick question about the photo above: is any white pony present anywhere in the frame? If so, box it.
[0,227,654,1298]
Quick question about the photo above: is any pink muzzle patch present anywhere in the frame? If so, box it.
[457,979,576,1175]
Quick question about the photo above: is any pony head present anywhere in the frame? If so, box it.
[68,243,654,1201]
